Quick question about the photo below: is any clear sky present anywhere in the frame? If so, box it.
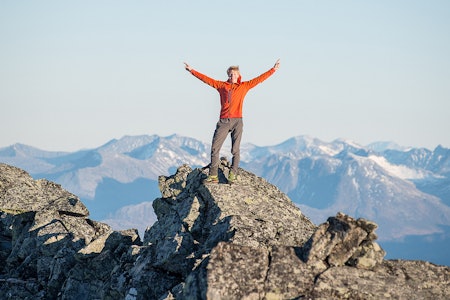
[1,1,449,151]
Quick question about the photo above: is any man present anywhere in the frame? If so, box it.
[184,59,280,183]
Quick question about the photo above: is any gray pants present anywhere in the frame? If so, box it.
[209,118,243,176]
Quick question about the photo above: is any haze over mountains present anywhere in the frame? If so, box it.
[1,134,449,265]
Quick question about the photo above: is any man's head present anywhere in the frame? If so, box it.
[227,66,240,84]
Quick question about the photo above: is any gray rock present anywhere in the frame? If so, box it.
[0,163,140,299]
[0,163,88,216]
[313,260,450,299]
[302,212,386,272]
[1,162,449,299]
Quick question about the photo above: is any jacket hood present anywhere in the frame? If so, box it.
[227,75,242,84]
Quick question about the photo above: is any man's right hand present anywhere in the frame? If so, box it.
[184,62,192,72]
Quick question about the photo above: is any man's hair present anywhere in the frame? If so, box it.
[227,66,240,76]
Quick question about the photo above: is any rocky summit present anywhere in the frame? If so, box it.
[0,161,449,299]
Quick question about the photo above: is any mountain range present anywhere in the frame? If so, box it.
[1,134,449,265]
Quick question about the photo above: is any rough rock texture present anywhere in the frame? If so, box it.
[0,164,142,299]
[1,161,449,299]
[302,212,385,272]
[0,163,88,216]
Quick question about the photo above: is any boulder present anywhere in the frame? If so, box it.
[302,212,386,272]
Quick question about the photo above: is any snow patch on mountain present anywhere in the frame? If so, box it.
[368,155,434,180]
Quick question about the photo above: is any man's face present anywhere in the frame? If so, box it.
[228,70,240,83]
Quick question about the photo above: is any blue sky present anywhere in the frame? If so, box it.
[1,1,449,151]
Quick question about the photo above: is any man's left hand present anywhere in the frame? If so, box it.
[273,59,280,70]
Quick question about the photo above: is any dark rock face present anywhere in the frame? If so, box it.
[0,164,141,299]
[1,162,449,299]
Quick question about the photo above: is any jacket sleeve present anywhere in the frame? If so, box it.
[190,69,224,89]
[244,68,276,89]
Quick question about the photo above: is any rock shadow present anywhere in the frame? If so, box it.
[142,164,234,297]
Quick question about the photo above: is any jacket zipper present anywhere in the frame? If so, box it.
[227,83,233,119]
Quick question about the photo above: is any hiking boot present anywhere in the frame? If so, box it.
[228,171,237,184]
[204,175,219,184]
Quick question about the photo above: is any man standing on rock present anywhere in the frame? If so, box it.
[184,59,280,183]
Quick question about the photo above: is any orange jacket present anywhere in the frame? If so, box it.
[190,67,276,118]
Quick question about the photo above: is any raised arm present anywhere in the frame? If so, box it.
[244,59,280,89]
[183,62,223,89]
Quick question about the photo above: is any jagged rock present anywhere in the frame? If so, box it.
[0,163,141,299]
[187,241,270,299]
[144,161,315,278]
[313,260,450,299]
[1,162,449,299]
[0,163,88,216]
[302,212,386,272]
[263,246,316,298]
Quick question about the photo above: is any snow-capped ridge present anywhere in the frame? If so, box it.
[98,135,160,154]
[367,141,411,152]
